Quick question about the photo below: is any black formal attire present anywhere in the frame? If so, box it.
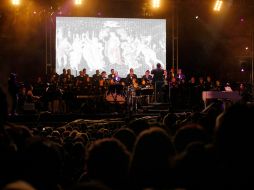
[151,68,164,102]
[8,75,19,115]
[126,74,137,86]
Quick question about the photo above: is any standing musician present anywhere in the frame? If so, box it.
[176,68,186,84]
[113,71,121,84]
[82,68,90,84]
[59,68,67,85]
[66,69,74,84]
[100,71,108,85]
[75,70,86,88]
[151,63,164,102]
[163,69,170,85]
[92,70,102,86]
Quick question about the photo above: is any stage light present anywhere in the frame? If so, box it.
[152,0,160,9]
[12,0,20,6]
[214,0,223,12]
[74,0,82,6]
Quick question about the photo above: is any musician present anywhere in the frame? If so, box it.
[59,69,67,84]
[101,71,107,80]
[108,69,115,79]
[168,67,175,81]
[66,69,74,84]
[113,71,121,84]
[163,69,171,85]
[132,77,140,89]
[176,68,186,84]
[214,80,224,91]
[151,63,164,83]
[83,68,89,78]
[8,73,19,115]
[17,85,26,113]
[141,70,153,86]
[92,70,102,86]
[76,71,84,84]
[126,68,137,86]
[99,71,107,87]
[26,85,40,103]
[204,76,214,91]
[151,63,164,102]
[33,76,45,97]
[82,68,90,84]
[188,76,199,108]
[45,83,62,113]
[170,77,178,88]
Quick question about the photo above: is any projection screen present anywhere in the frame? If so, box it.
[56,17,166,77]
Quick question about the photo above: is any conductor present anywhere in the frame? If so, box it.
[151,63,164,102]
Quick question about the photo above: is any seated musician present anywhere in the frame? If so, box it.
[26,85,40,103]
[126,68,137,86]
[141,70,153,86]
[132,78,140,89]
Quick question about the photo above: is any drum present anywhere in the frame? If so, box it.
[105,93,125,104]
[105,84,126,104]
[108,84,124,95]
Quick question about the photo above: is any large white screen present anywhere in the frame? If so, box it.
[56,17,166,77]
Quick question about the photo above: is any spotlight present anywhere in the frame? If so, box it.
[74,0,82,6]
[12,0,20,6]
[195,16,199,19]
[152,0,160,9]
[213,0,223,12]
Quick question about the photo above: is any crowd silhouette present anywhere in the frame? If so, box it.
[1,81,254,190]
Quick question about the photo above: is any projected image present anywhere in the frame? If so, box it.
[56,17,166,77]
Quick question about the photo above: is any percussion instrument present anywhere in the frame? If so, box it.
[105,84,126,104]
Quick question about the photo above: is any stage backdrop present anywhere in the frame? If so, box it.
[56,17,166,77]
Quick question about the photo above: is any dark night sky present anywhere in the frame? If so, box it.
[0,0,254,86]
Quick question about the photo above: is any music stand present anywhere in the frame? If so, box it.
[141,87,154,104]
[108,84,123,95]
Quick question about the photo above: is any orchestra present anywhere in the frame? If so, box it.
[15,66,232,113]
[15,67,161,113]
[12,64,246,113]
